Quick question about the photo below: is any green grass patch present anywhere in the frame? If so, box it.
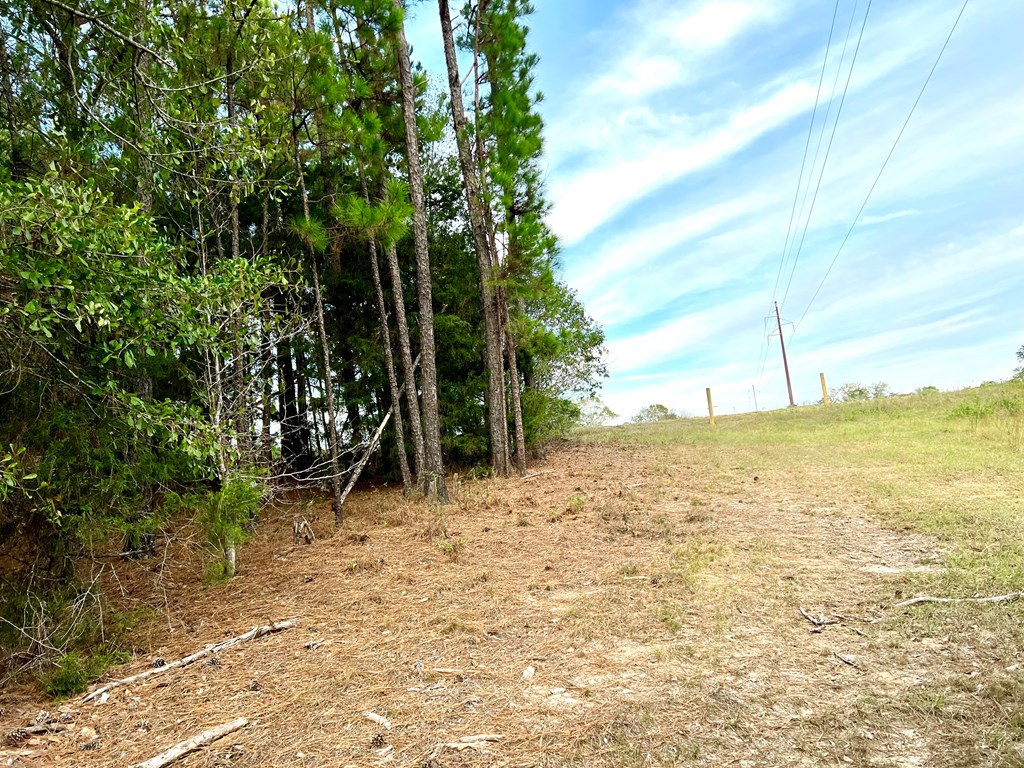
[578,381,1024,596]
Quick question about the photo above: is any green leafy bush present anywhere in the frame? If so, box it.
[44,648,130,699]
[166,477,262,578]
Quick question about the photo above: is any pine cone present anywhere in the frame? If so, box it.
[370,732,387,749]
[32,710,52,726]
[5,729,29,746]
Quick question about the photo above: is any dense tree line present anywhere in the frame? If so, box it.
[0,0,604,593]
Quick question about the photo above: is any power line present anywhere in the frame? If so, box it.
[780,0,873,310]
[773,0,861,317]
[794,0,971,336]
[769,0,842,308]
[753,316,772,384]
[758,0,850,393]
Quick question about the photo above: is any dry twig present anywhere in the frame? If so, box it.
[798,606,838,633]
[833,652,860,669]
[895,591,1022,608]
[521,471,553,481]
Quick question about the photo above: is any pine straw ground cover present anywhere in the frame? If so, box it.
[3,398,1024,767]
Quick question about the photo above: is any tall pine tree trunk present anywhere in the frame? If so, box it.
[357,169,414,492]
[384,239,426,480]
[293,131,344,521]
[438,0,508,478]
[224,41,252,463]
[395,1,448,501]
[502,288,527,476]
[369,239,414,493]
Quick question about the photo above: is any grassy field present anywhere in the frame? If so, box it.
[585,381,1024,597]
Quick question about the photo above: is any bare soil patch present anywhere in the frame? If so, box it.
[2,440,1020,767]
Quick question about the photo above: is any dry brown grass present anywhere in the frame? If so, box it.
[2,432,1023,767]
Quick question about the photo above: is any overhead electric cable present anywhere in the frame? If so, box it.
[758,0,852,391]
[769,0,842,307]
[793,0,971,335]
[780,0,873,310]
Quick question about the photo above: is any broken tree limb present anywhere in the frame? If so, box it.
[429,734,503,758]
[798,606,839,632]
[895,591,1022,608]
[336,408,392,516]
[833,652,860,669]
[128,717,248,768]
[82,619,299,704]
[336,355,419,524]
[363,712,393,730]
[520,470,553,481]
[444,734,503,752]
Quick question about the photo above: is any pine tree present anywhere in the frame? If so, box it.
[439,0,509,477]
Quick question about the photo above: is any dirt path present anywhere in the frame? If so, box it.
[0,441,1009,767]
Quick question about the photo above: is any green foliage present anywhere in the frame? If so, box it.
[1014,344,1024,381]
[0,0,606,653]
[522,389,581,446]
[1,580,154,697]
[290,215,330,253]
[44,649,130,699]
[632,404,679,423]
[167,476,262,557]
[577,398,619,427]
[829,382,890,403]
[0,175,283,565]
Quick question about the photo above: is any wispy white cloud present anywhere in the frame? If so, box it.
[548,82,815,244]
[586,1,777,100]
[541,0,963,246]
[859,209,919,226]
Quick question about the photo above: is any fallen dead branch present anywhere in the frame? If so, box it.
[832,612,877,624]
[798,606,839,633]
[430,734,504,758]
[833,652,860,669]
[450,733,503,746]
[82,618,299,703]
[521,470,553,481]
[895,591,1022,608]
[128,717,248,768]
[363,712,393,730]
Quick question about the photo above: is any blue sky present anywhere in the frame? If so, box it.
[406,0,1024,419]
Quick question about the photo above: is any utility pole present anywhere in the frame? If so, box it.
[774,301,796,407]
[752,384,759,413]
